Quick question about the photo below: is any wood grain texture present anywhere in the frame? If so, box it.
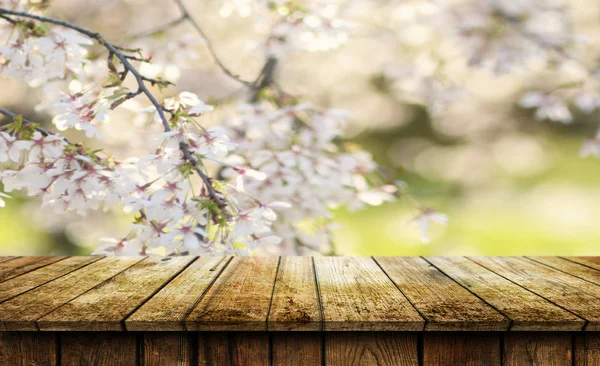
[325,332,418,366]
[376,257,508,331]
[0,256,102,303]
[504,333,572,366]
[272,333,322,366]
[0,257,17,264]
[530,256,600,286]
[38,257,194,331]
[268,257,321,331]
[0,332,56,366]
[61,333,136,366]
[315,257,424,331]
[126,257,230,331]
[563,257,600,271]
[575,333,600,366]
[0,257,143,331]
[471,257,600,331]
[0,256,66,283]
[186,257,279,331]
[427,257,584,331]
[198,332,269,366]
[423,333,500,366]
[144,333,191,366]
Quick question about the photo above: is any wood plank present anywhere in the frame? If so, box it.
[272,333,322,366]
[126,257,230,331]
[0,257,143,331]
[376,257,508,331]
[574,333,600,366]
[144,333,191,366]
[531,256,600,285]
[314,257,423,331]
[504,333,572,366]
[423,333,500,365]
[563,257,600,271]
[0,256,66,283]
[427,257,584,331]
[38,257,195,331]
[0,256,102,303]
[186,257,279,331]
[0,332,56,366]
[61,333,136,365]
[198,332,269,366]
[268,257,321,331]
[471,257,600,331]
[325,332,418,366]
[0,257,17,264]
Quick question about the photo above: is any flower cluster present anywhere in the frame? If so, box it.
[223,103,398,254]
[0,10,91,87]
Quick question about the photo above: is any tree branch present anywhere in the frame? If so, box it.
[0,9,227,210]
[0,108,53,137]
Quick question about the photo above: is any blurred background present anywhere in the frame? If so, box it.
[1,0,600,256]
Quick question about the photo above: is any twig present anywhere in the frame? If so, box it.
[173,0,253,87]
[128,14,188,40]
[0,108,53,137]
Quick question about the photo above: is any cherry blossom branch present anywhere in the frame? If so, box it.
[0,9,171,133]
[0,108,53,137]
[0,9,227,211]
[173,0,253,87]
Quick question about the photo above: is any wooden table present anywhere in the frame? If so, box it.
[0,256,599,365]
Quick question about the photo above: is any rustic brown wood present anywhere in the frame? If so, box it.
[186,257,279,331]
[504,333,572,366]
[575,333,600,366]
[0,257,17,264]
[471,257,600,331]
[144,333,191,366]
[0,256,66,283]
[38,257,194,331]
[198,332,269,366]
[427,256,584,331]
[61,333,137,366]
[0,256,101,303]
[325,332,418,366]
[563,257,600,271]
[268,257,321,331]
[314,257,424,331]
[0,332,56,366]
[0,256,143,331]
[272,333,322,366]
[376,257,508,331]
[126,257,230,331]
[530,256,600,286]
[423,333,500,365]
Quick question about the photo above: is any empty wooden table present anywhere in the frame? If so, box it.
[0,256,598,365]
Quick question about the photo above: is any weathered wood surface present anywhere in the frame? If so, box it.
[376,257,508,331]
[315,257,423,331]
[471,256,600,331]
[0,256,599,332]
[427,256,585,331]
[268,257,321,331]
[126,257,230,331]
[186,257,279,331]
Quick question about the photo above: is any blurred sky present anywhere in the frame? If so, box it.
[1,0,600,255]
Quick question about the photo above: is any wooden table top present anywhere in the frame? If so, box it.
[0,256,597,332]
